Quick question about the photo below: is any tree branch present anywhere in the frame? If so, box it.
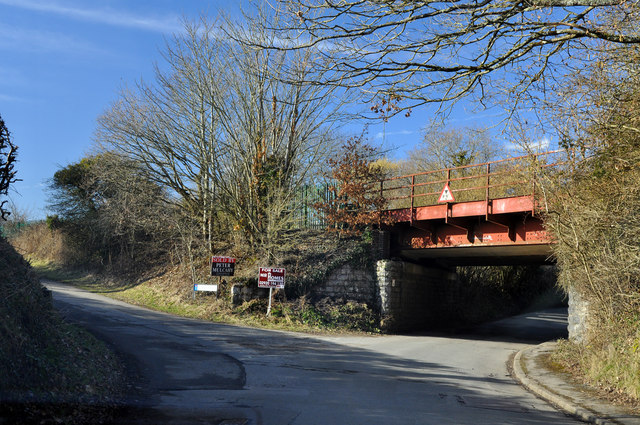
[243,0,640,115]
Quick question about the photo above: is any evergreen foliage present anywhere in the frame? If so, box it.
[0,114,18,220]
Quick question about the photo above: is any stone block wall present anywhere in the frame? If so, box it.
[231,263,378,306]
[567,286,590,344]
[376,260,458,331]
[312,263,376,304]
[376,259,403,319]
[230,255,466,333]
[231,283,270,305]
[370,230,391,260]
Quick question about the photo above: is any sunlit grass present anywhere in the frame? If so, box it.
[30,259,103,289]
[32,260,379,335]
[553,327,640,409]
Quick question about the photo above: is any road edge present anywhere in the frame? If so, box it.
[512,342,631,425]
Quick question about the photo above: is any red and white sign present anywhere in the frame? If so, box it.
[258,267,286,289]
[211,256,236,276]
[438,183,455,203]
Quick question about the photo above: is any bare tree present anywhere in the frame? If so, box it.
[543,38,640,152]
[406,125,500,172]
[96,18,225,252]
[96,15,349,259]
[0,114,18,221]
[248,0,640,116]
[90,153,175,265]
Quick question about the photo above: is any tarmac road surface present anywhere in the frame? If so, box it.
[46,280,579,425]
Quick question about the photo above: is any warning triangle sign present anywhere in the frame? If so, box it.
[438,183,455,203]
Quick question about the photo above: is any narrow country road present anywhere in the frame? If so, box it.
[45,280,578,425]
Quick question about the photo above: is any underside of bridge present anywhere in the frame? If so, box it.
[389,218,553,267]
[397,243,553,267]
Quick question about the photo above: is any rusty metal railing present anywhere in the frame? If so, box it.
[379,150,568,210]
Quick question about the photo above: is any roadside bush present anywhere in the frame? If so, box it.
[553,320,640,403]
[267,297,379,332]
[539,42,640,401]
[9,221,70,265]
[298,301,327,327]
[0,236,126,410]
[319,298,380,332]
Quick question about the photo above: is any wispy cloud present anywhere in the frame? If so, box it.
[505,136,552,152]
[535,136,551,150]
[374,129,416,140]
[0,24,107,55]
[0,0,182,33]
[0,92,30,103]
[448,110,506,124]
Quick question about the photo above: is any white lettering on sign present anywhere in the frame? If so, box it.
[211,256,236,263]
[258,267,286,289]
[211,256,236,276]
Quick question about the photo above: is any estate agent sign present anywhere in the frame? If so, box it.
[211,256,236,276]
[258,267,286,316]
[193,256,237,299]
[258,267,285,288]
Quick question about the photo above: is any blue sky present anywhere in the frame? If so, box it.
[0,0,536,219]
[0,0,228,218]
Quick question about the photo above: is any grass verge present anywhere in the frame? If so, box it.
[552,336,640,412]
[31,260,381,335]
[0,238,128,425]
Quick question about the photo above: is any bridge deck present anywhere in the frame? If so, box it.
[379,151,564,265]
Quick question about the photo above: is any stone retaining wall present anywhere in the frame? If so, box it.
[312,263,376,304]
[376,260,458,331]
[567,287,590,344]
[231,283,270,305]
[231,259,461,332]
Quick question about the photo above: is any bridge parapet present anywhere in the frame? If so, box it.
[379,150,567,264]
[379,149,567,211]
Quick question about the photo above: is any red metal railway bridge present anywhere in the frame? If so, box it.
[379,150,565,266]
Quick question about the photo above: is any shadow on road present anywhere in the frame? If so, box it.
[405,308,569,345]
[39,281,576,424]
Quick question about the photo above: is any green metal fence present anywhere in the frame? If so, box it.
[289,183,335,230]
